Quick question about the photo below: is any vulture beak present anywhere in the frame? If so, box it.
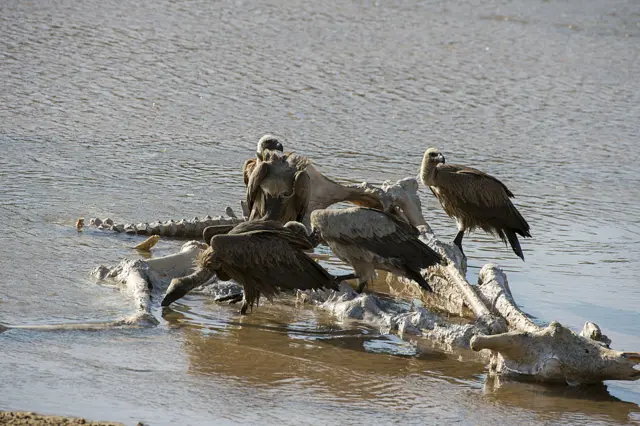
[439,153,446,164]
[308,228,323,247]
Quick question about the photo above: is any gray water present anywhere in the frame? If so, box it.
[1,0,640,424]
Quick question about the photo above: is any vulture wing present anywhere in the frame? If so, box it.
[246,160,269,215]
[291,169,311,222]
[210,233,339,300]
[312,207,442,270]
[242,158,257,187]
[229,220,314,250]
[437,164,514,201]
[435,164,530,236]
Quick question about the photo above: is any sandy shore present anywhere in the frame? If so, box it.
[0,411,128,425]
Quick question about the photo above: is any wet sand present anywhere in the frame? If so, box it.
[0,411,125,426]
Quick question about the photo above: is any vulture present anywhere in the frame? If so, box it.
[241,135,311,224]
[310,207,443,293]
[420,147,531,260]
[241,135,388,227]
[242,134,284,186]
[161,220,355,314]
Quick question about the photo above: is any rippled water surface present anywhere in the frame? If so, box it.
[1,0,640,424]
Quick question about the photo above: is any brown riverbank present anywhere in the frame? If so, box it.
[0,411,126,426]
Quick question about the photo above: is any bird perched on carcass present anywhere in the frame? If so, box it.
[162,220,355,314]
[310,207,443,293]
[241,135,311,224]
[420,147,531,260]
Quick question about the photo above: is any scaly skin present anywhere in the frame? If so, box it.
[88,213,246,240]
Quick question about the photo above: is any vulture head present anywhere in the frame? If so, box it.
[423,147,446,165]
[256,134,284,160]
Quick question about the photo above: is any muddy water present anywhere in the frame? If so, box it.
[1,0,639,424]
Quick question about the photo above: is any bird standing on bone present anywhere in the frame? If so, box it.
[162,220,355,314]
[242,135,311,224]
[310,207,443,293]
[420,147,531,260]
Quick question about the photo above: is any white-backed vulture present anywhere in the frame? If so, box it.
[420,147,531,260]
[310,207,443,293]
[241,135,391,229]
[242,134,284,186]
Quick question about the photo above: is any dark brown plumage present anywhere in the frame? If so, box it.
[242,136,388,225]
[420,147,531,260]
[242,134,285,189]
[162,220,352,313]
[245,150,311,223]
[310,207,443,293]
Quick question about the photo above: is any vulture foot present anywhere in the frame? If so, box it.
[240,303,249,315]
[355,279,370,293]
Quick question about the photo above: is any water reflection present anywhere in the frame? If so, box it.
[162,300,640,424]
[483,377,640,424]
[166,304,484,410]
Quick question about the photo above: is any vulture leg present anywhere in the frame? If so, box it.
[240,290,260,314]
[240,297,250,315]
[352,263,376,293]
[355,278,371,294]
[453,230,465,257]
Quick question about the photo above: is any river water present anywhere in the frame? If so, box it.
[1,0,639,424]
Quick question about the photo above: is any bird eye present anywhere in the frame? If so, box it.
[429,152,438,157]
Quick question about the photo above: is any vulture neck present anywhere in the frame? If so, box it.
[421,161,440,186]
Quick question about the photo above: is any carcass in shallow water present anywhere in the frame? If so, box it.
[310,207,443,293]
[162,220,354,313]
[420,147,531,260]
